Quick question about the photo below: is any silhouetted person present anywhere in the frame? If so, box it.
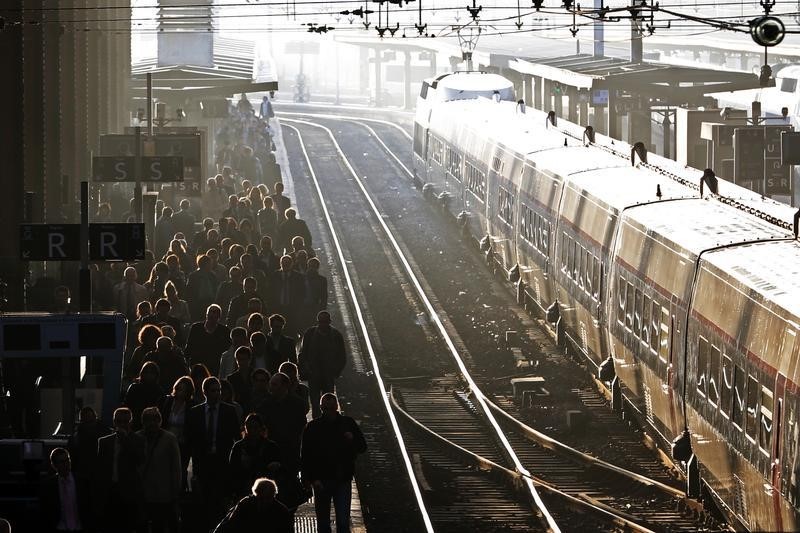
[185,255,219,322]
[171,199,196,241]
[302,257,328,331]
[277,208,312,256]
[96,408,146,533]
[138,407,181,533]
[227,346,254,412]
[67,406,111,492]
[124,362,163,431]
[279,362,310,416]
[227,277,263,328]
[219,327,250,380]
[270,182,291,223]
[265,314,297,375]
[298,311,347,418]
[186,377,241,530]
[143,336,188,393]
[185,304,231,376]
[115,267,148,321]
[255,373,307,479]
[228,413,282,498]
[40,448,90,533]
[159,376,195,488]
[142,299,183,346]
[268,255,305,332]
[301,394,367,533]
[214,478,291,533]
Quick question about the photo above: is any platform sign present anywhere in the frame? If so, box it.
[89,223,146,261]
[19,224,81,261]
[92,156,183,182]
[733,127,765,184]
[781,131,800,165]
[765,125,792,196]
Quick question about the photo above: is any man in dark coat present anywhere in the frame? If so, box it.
[170,199,196,240]
[255,373,307,477]
[226,277,263,328]
[267,255,305,334]
[184,304,231,376]
[265,314,297,375]
[95,408,147,533]
[301,394,367,533]
[40,448,91,533]
[186,377,241,530]
[298,311,347,418]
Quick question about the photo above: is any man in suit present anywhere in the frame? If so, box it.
[267,255,305,334]
[226,277,263,328]
[95,407,146,533]
[186,376,241,530]
[114,267,149,321]
[265,314,297,375]
[138,407,182,533]
[40,448,90,533]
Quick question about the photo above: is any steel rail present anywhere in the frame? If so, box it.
[282,117,561,533]
[282,123,435,533]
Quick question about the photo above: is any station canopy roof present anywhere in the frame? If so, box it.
[131,36,278,98]
[507,53,763,104]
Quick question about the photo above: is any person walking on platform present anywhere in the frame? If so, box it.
[138,408,182,533]
[39,448,91,533]
[301,393,367,533]
[95,408,147,533]
[298,311,347,418]
[265,314,296,375]
[184,304,231,377]
[214,478,291,533]
[186,377,241,531]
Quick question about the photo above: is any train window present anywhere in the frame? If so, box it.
[592,258,601,300]
[492,155,505,174]
[625,282,635,330]
[760,386,774,455]
[498,187,514,225]
[658,307,670,363]
[650,301,660,353]
[433,138,443,164]
[541,219,550,256]
[709,345,721,407]
[561,233,568,272]
[573,241,580,281]
[746,375,759,442]
[697,336,709,397]
[577,248,585,290]
[633,289,642,339]
[617,277,626,325]
[732,365,745,430]
[585,252,593,295]
[721,355,734,418]
[642,295,651,344]
[566,237,574,278]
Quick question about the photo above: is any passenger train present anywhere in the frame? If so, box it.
[412,71,800,531]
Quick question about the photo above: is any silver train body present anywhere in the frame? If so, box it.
[411,71,800,531]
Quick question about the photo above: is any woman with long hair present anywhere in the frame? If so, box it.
[125,323,162,385]
[124,361,163,431]
[164,280,191,328]
[159,375,195,488]
[146,261,170,304]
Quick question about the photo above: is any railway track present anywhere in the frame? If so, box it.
[280,111,729,532]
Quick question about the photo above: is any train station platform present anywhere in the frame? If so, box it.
[269,108,367,533]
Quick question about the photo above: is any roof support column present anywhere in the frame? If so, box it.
[628,99,652,151]
[23,0,45,223]
[533,76,542,110]
[43,0,63,222]
[592,105,607,135]
[567,86,578,123]
[524,77,533,107]
[404,50,412,111]
[374,47,382,107]
[429,52,437,77]
[607,90,620,139]
[359,46,369,97]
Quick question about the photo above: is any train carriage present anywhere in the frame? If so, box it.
[412,70,800,531]
[687,239,800,530]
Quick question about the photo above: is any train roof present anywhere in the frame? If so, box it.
[622,198,789,257]
[704,239,800,323]
[567,166,695,210]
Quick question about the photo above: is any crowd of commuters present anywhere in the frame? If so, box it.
[31,98,368,533]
